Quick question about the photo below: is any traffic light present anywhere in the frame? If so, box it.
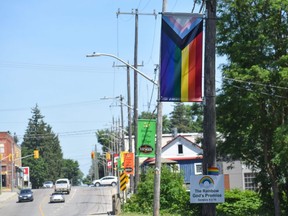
[106,152,111,160]
[8,153,12,161]
[91,151,95,159]
[34,150,39,159]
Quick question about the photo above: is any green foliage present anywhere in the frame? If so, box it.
[169,102,203,133]
[217,189,263,216]
[123,166,191,215]
[21,105,82,188]
[216,1,288,214]
[61,159,83,185]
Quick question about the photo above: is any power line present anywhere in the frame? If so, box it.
[0,61,114,74]
[223,77,288,91]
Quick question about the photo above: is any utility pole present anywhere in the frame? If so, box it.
[117,8,157,193]
[112,62,144,152]
[202,0,217,215]
[113,62,143,193]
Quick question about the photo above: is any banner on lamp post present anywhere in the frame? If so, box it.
[137,119,156,157]
[123,152,134,175]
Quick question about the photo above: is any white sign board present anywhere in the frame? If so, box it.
[22,167,30,182]
[190,175,225,203]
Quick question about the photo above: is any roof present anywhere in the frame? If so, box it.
[145,158,177,165]
[143,155,202,165]
[162,135,202,150]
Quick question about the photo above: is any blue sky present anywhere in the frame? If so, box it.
[0,1,223,176]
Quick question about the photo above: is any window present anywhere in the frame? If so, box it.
[178,144,183,154]
[194,163,202,175]
[244,173,257,191]
[171,164,180,173]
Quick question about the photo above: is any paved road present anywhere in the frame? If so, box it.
[0,186,117,216]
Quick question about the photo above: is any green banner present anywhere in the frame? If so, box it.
[137,119,156,157]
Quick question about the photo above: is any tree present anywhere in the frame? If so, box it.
[123,166,191,215]
[61,159,82,185]
[22,105,63,188]
[169,103,203,133]
[216,1,288,215]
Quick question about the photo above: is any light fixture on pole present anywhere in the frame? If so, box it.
[86,53,158,86]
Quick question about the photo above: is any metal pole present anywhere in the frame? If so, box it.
[120,95,125,152]
[133,8,140,194]
[11,142,14,192]
[127,65,134,193]
[153,2,166,215]
[86,52,160,194]
[95,144,99,180]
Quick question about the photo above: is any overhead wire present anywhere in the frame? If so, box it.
[0,61,109,74]
[220,77,288,99]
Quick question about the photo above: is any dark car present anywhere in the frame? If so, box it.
[18,188,34,202]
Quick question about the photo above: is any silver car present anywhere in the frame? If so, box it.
[43,181,54,188]
[50,192,65,203]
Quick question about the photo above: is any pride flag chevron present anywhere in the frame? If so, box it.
[160,13,203,102]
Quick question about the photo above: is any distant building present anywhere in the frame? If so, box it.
[128,132,257,191]
[0,132,23,190]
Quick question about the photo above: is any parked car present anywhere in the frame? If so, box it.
[55,178,71,194]
[50,192,65,203]
[43,181,54,188]
[18,188,34,202]
[94,176,118,187]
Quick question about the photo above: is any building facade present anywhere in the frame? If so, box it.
[135,132,257,191]
[0,132,22,190]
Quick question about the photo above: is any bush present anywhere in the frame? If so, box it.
[216,189,263,216]
[123,166,189,215]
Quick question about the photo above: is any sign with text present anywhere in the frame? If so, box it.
[190,175,224,203]
[123,152,134,175]
[120,151,129,169]
[137,119,156,157]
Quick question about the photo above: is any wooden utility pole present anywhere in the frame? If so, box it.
[202,0,217,215]
[117,8,157,193]
[113,62,143,193]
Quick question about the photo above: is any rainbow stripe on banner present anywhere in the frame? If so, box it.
[208,167,219,175]
[160,13,203,102]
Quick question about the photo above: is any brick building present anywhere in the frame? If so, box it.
[0,132,22,190]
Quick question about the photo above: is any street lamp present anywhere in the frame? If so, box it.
[87,52,163,214]
[86,53,158,86]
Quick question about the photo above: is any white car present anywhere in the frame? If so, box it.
[55,178,71,194]
[94,176,118,187]
[50,192,65,203]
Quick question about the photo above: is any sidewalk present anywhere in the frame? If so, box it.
[0,188,18,203]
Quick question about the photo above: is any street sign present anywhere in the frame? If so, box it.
[120,172,128,191]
